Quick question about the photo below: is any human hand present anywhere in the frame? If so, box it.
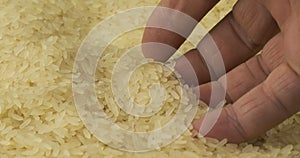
[142,0,300,143]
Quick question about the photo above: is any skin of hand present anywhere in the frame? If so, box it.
[142,0,300,143]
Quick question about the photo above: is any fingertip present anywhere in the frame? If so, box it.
[193,84,211,105]
[174,49,211,86]
[192,108,248,143]
[192,118,202,133]
[141,40,176,62]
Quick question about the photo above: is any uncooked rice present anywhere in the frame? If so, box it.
[1,0,300,157]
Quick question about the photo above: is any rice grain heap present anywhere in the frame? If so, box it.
[1,0,300,158]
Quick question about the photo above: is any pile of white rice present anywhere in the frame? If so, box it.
[1,0,300,157]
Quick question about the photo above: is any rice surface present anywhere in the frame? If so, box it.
[1,0,300,157]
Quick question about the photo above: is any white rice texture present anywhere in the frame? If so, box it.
[1,0,300,157]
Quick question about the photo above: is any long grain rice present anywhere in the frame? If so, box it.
[1,0,300,157]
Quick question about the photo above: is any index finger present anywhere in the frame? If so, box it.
[142,0,220,62]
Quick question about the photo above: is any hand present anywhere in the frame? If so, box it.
[142,0,300,143]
